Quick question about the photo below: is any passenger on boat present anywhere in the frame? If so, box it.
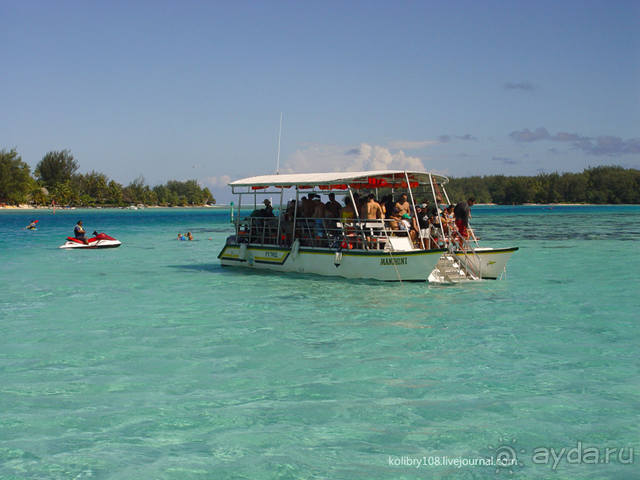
[413,205,432,248]
[280,200,297,244]
[285,200,296,221]
[325,193,341,219]
[358,194,367,218]
[416,204,430,233]
[300,195,314,218]
[360,194,383,248]
[429,214,445,248]
[311,195,325,218]
[439,205,453,235]
[262,199,274,217]
[249,199,274,218]
[395,194,411,216]
[340,198,356,222]
[323,193,341,237]
[454,197,475,244]
[339,198,358,247]
[364,194,384,220]
[421,199,438,218]
[399,213,420,247]
[387,206,401,231]
[380,194,393,218]
[445,204,455,220]
[311,195,326,240]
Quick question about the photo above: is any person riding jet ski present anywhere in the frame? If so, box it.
[74,220,88,244]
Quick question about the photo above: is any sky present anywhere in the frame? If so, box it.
[2,0,639,201]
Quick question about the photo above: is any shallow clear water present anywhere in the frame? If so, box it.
[1,206,638,479]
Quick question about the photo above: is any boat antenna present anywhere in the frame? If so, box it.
[276,112,283,175]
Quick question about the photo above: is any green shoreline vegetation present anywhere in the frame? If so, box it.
[446,166,640,205]
[0,149,215,207]
[2,148,640,207]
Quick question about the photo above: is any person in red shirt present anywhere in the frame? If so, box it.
[454,197,475,244]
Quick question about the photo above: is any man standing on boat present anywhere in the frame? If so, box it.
[422,199,438,218]
[454,197,475,244]
[262,199,274,217]
[325,193,341,219]
[395,194,411,216]
[364,194,384,220]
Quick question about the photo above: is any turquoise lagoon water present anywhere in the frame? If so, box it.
[0,206,638,479]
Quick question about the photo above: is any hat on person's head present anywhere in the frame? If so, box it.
[420,203,427,208]
[263,199,271,205]
[402,213,411,219]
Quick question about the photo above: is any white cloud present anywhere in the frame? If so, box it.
[387,139,440,149]
[202,175,231,188]
[282,143,426,173]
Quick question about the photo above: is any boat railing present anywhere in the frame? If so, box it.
[235,216,444,251]
[447,224,483,279]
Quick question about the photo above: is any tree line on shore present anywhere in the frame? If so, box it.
[2,147,639,206]
[0,149,215,207]
[445,166,640,204]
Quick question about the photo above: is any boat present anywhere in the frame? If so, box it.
[59,232,122,249]
[218,170,517,282]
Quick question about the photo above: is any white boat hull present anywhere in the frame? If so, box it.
[454,247,518,279]
[218,243,445,282]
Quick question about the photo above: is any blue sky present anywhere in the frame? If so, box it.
[2,0,639,200]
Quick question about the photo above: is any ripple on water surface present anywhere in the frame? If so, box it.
[0,206,638,479]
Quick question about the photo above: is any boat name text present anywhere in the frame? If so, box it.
[380,257,407,266]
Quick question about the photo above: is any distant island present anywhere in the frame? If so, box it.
[445,165,640,205]
[0,149,215,208]
[2,147,639,207]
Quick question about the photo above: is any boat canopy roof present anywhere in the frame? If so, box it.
[229,170,449,191]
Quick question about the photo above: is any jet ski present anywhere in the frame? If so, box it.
[59,231,122,249]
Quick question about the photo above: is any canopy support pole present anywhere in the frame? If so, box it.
[237,193,242,236]
[291,187,299,245]
[277,187,283,244]
[405,171,424,249]
[441,183,452,205]
[348,187,368,250]
[429,173,447,243]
